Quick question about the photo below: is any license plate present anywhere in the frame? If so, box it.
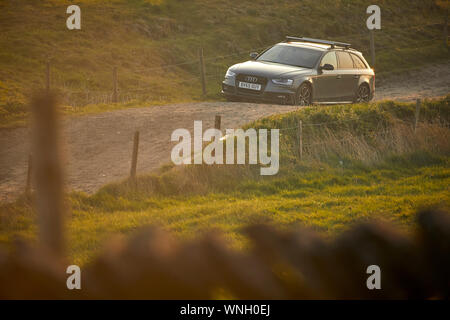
[238,81,261,91]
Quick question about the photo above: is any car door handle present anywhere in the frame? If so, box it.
[336,75,342,79]
[353,75,359,79]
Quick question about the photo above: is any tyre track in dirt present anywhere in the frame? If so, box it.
[0,103,299,202]
[0,61,449,202]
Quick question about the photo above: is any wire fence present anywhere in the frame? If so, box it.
[45,22,447,107]
[22,95,449,203]
[207,98,449,163]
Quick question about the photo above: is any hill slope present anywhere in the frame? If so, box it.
[0,0,448,125]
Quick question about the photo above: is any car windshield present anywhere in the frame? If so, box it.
[256,45,322,68]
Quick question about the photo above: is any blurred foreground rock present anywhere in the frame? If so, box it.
[0,208,448,299]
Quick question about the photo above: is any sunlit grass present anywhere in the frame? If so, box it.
[1,161,448,265]
[1,97,448,265]
[0,0,448,128]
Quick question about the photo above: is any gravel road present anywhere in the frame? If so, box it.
[0,61,449,202]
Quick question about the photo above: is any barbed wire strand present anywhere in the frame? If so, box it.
[126,22,446,73]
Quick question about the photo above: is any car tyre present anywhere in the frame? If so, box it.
[295,83,312,106]
[354,83,371,103]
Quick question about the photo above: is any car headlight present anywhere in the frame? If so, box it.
[272,78,294,86]
[225,69,236,78]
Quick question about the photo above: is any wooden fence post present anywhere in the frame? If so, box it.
[211,115,222,158]
[46,60,51,92]
[414,99,421,133]
[130,131,140,179]
[297,120,303,160]
[31,93,65,257]
[199,48,207,96]
[215,115,221,130]
[369,30,375,69]
[445,8,448,48]
[113,66,118,103]
[25,154,32,198]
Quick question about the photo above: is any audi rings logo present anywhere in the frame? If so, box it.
[245,76,258,83]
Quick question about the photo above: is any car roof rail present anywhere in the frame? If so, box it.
[285,36,351,49]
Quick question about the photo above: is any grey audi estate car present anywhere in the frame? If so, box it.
[222,37,375,105]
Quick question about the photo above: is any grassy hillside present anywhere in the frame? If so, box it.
[0,0,448,127]
[1,96,449,265]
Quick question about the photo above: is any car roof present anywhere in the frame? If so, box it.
[276,41,362,54]
[278,41,329,51]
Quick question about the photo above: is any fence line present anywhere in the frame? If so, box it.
[130,32,442,76]
[43,20,447,106]
[375,37,443,50]
[133,22,447,73]
[24,103,447,195]
[278,117,425,132]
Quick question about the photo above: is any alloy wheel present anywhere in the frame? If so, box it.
[296,84,312,106]
[356,84,370,103]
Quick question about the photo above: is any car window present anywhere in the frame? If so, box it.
[320,52,337,70]
[256,45,322,69]
[350,53,367,69]
[336,51,354,69]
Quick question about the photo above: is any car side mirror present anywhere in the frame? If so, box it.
[249,52,258,59]
[319,63,334,71]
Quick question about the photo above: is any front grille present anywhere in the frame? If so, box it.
[236,74,268,95]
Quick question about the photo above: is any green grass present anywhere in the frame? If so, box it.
[1,97,449,265]
[1,157,449,266]
[0,0,449,127]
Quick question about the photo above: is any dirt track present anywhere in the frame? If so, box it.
[0,62,449,202]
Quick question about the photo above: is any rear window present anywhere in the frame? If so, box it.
[336,51,354,69]
[257,45,322,69]
[351,53,367,69]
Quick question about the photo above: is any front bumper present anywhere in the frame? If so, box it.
[222,78,296,105]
